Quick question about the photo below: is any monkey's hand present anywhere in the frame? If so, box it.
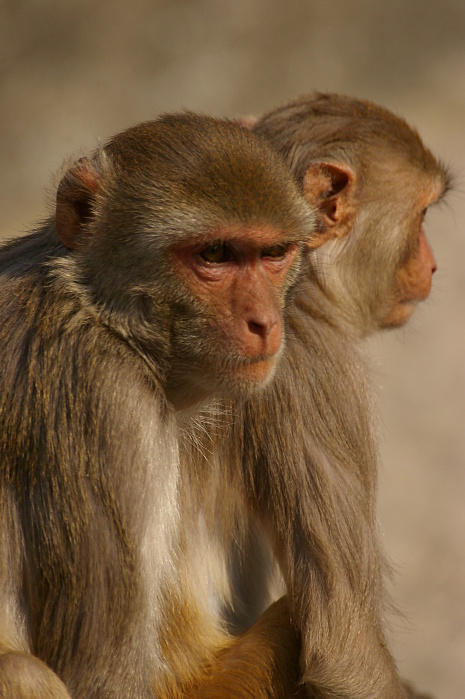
[0,652,72,698]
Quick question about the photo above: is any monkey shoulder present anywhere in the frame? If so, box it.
[261,284,377,480]
[0,238,180,625]
[0,238,176,488]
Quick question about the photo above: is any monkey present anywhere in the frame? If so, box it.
[184,94,450,699]
[0,113,317,698]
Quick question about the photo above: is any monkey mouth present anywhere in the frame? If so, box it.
[239,353,277,365]
[231,350,281,375]
[230,353,279,384]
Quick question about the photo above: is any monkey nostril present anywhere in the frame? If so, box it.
[247,317,278,339]
[245,317,282,356]
[248,320,269,337]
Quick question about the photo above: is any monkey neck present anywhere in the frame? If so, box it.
[165,369,227,413]
[293,276,361,341]
[175,398,226,437]
[167,387,216,413]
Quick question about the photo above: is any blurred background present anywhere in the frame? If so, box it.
[1,1,463,696]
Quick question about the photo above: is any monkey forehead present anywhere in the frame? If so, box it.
[100,113,316,231]
[254,93,450,191]
[369,157,448,209]
[169,223,303,249]
[100,181,315,248]
[417,174,449,209]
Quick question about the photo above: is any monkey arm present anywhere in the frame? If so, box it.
[0,651,72,699]
[0,266,179,696]
[0,489,72,698]
[189,595,433,699]
[188,597,306,699]
[238,313,407,699]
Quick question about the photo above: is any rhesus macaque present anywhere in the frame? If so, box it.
[0,113,316,697]
[190,95,449,699]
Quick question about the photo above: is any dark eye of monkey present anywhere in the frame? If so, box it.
[261,242,293,259]
[199,242,235,263]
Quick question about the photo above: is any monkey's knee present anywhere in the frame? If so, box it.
[0,652,71,698]
[402,680,436,699]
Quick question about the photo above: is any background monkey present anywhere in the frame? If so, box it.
[0,113,316,697]
[187,94,450,699]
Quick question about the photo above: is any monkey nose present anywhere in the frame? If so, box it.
[247,318,275,338]
[244,314,281,356]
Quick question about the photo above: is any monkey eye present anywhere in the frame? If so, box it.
[199,242,234,264]
[420,207,429,224]
[261,242,292,259]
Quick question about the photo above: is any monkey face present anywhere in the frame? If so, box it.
[165,228,302,408]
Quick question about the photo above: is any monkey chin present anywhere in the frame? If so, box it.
[381,300,418,329]
[165,355,279,411]
[231,354,280,393]
[215,354,282,402]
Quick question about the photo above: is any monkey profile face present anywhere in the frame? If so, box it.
[380,179,442,329]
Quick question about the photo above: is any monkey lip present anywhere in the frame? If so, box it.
[233,353,279,383]
[237,351,279,367]
[243,352,275,362]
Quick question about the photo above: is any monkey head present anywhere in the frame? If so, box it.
[55,113,317,408]
[253,93,451,337]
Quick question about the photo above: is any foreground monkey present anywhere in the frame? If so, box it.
[189,95,449,698]
[0,114,316,697]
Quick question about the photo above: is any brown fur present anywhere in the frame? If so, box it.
[189,598,305,699]
[187,94,450,698]
[0,98,449,699]
[0,113,314,697]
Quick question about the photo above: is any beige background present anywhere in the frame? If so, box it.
[1,1,464,696]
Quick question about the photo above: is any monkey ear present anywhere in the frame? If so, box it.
[303,162,356,245]
[55,159,100,249]
[235,115,258,130]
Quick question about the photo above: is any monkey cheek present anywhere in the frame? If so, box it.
[381,267,434,328]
